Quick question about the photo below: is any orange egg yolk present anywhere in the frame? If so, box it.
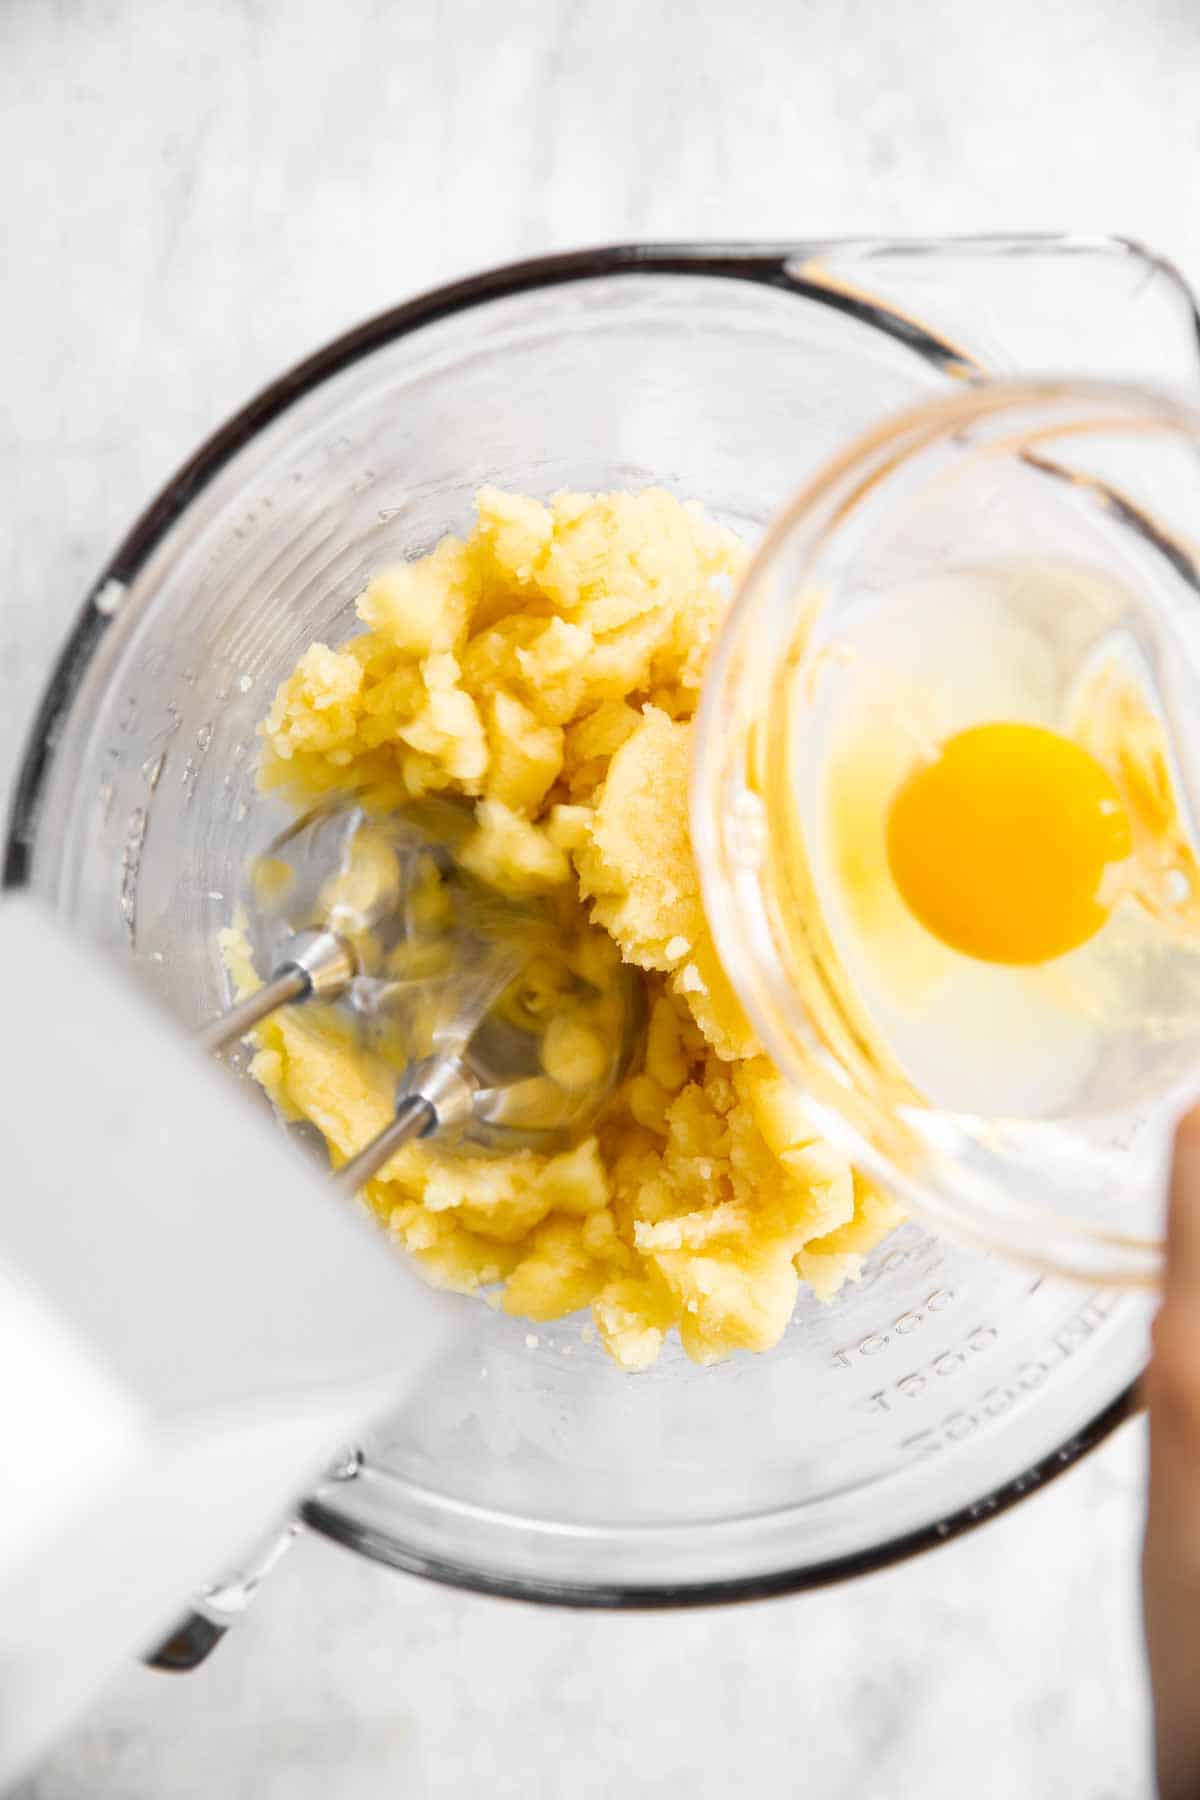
[886,722,1133,965]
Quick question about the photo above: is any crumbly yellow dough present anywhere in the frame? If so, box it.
[239,488,903,1368]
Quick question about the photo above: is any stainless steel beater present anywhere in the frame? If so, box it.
[198,795,643,1182]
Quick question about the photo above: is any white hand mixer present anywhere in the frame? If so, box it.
[0,799,643,1787]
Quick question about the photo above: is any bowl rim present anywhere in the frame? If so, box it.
[5,236,1161,1604]
[301,1383,1134,1606]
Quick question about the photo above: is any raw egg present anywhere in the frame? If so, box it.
[886,722,1132,964]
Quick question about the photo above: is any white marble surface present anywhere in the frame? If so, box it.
[5,0,1200,1792]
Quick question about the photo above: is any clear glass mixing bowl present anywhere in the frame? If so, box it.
[9,238,1197,1602]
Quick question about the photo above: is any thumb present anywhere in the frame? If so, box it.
[1143,1103,1200,1800]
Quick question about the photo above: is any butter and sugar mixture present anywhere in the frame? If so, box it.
[231,489,903,1369]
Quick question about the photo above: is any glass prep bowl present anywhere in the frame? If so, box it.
[8,238,1192,1602]
[695,378,1200,1295]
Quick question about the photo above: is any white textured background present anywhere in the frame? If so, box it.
[5,0,1199,1793]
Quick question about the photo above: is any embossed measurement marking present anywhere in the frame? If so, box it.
[897,1293,1124,1459]
[860,1325,999,1414]
[830,1289,956,1369]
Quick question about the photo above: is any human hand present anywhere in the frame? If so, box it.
[1144,1106,1200,1799]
